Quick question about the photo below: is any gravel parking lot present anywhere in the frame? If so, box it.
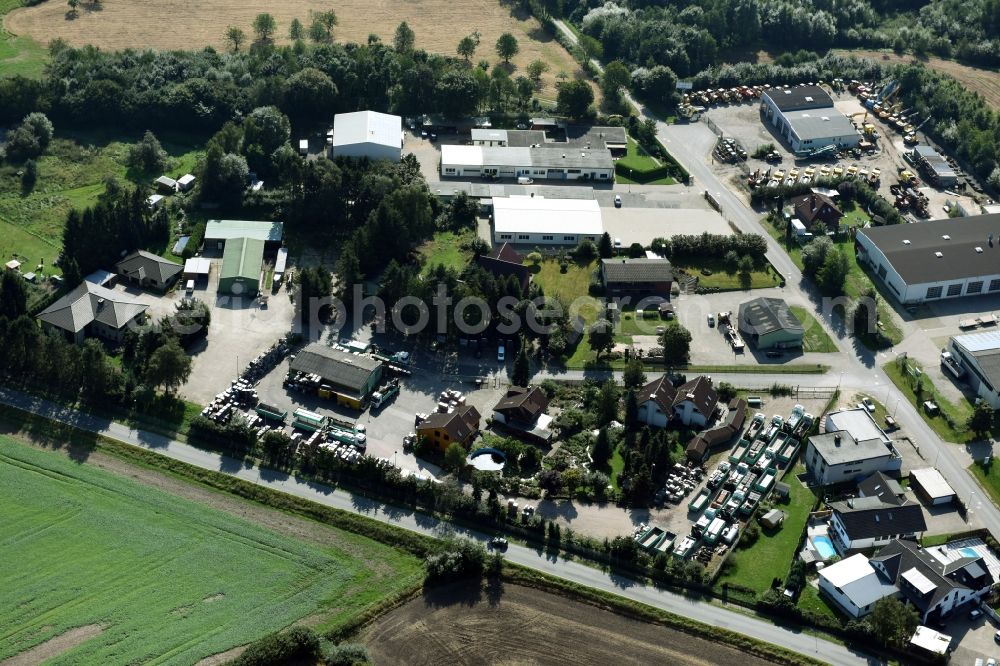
[252,348,509,478]
[180,259,296,405]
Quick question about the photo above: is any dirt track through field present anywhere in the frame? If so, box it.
[363,583,777,666]
[835,49,1000,109]
[6,0,588,101]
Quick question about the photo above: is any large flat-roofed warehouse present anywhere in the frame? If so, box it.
[492,197,603,245]
[909,145,957,187]
[219,237,264,297]
[331,110,402,161]
[203,219,284,251]
[440,145,614,181]
[947,330,1000,409]
[760,85,861,154]
[855,215,1000,304]
[289,344,384,409]
[738,297,804,350]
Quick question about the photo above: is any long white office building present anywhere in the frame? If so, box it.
[492,197,603,246]
[441,145,614,182]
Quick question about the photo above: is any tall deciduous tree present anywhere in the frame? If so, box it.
[289,18,304,40]
[495,32,519,63]
[253,13,277,42]
[512,339,530,387]
[557,80,594,119]
[394,22,415,52]
[868,597,919,647]
[457,35,477,61]
[623,358,646,390]
[588,319,614,360]
[444,441,467,473]
[225,26,245,52]
[660,322,692,366]
[968,400,996,437]
[145,338,192,394]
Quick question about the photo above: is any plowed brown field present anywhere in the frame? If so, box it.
[363,582,777,666]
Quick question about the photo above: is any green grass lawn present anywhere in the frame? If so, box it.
[615,137,676,185]
[532,259,602,325]
[0,438,422,664]
[789,306,838,353]
[609,446,625,490]
[797,584,843,622]
[674,259,781,291]
[882,358,973,443]
[970,460,1000,511]
[763,217,903,346]
[0,0,48,79]
[718,467,816,593]
[0,131,204,269]
[418,229,477,274]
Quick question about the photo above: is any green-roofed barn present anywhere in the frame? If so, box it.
[220,237,264,297]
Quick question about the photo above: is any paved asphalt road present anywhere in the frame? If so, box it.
[555,18,999,549]
[0,386,872,666]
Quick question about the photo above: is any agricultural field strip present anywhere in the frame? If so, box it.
[0,387,867,666]
[0,438,421,665]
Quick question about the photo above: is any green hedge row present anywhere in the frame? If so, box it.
[615,162,674,183]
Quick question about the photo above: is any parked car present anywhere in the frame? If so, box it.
[861,397,875,413]
[488,537,509,550]
[403,433,417,451]
[993,629,1000,643]
[614,237,622,248]
[707,314,715,327]
[614,194,622,207]
[497,345,506,362]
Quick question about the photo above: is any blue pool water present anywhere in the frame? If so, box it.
[813,535,837,559]
[961,547,979,558]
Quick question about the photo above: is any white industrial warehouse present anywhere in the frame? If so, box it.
[441,145,614,181]
[855,214,1000,304]
[948,330,1000,409]
[760,85,861,154]
[492,197,603,245]
[330,110,402,161]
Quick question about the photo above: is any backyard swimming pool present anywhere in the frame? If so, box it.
[812,535,837,559]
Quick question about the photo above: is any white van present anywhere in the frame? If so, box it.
[298,139,309,155]
[517,176,533,185]
[185,279,194,295]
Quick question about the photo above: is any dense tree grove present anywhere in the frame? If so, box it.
[0,30,546,132]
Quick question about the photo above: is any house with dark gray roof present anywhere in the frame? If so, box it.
[476,243,530,293]
[600,258,673,300]
[492,386,553,444]
[115,250,183,291]
[418,405,481,452]
[637,375,718,429]
[858,471,907,506]
[37,281,148,344]
[685,398,747,462]
[738,297,804,350]
[288,344,383,409]
[760,85,860,153]
[871,539,994,624]
[805,429,902,486]
[789,192,843,230]
[856,214,1000,304]
[828,494,927,553]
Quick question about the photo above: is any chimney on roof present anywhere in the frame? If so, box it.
[834,434,842,446]
[811,194,817,212]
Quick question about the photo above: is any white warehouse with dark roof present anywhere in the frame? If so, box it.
[331,111,402,161]
[947,330,1000,409]
[441,145,614,182]
[492,197,603,245]
[855,215,1000,304]
[760,85,861,154]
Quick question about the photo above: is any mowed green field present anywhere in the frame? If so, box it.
[0,438,422,664]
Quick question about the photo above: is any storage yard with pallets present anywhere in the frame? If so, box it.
[634,403,815,578]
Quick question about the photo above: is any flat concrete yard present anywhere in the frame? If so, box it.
[180,258,295,405]
[601,206,731,247]
[363,582,775,666]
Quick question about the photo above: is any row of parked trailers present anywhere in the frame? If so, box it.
[636,405,814,561]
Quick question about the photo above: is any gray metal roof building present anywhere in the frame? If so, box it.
[332,111,402,161]
[441,144,614,182]
[856,214,1000,304]
[948,330,1000,408]
[911,145,957,186]
[37,281,147,344]
[290,344,383,399]
[204,220,284,246]
[115,250,182,290]
[762,85,834,112]
[805,429,902,485]
[738,297,804,349]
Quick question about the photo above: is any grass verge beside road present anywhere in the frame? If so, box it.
[673,259,781,291]
[882,358,972,443]
[790,306,838,353]
[0,436,423,664]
